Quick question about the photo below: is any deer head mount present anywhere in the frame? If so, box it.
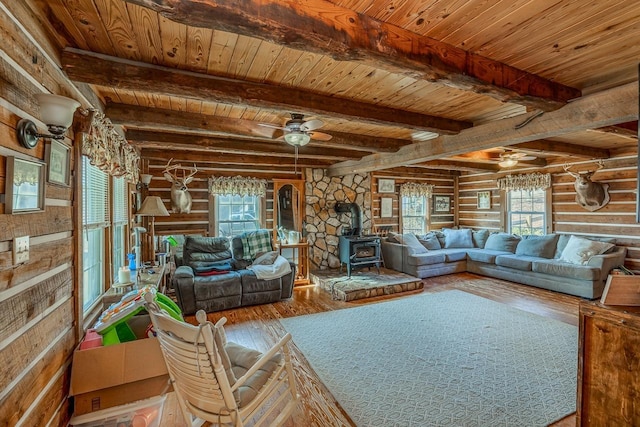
[163,159,197,214]
[563,160,610,212]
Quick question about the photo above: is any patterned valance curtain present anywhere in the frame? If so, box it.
[497,173,551,191]
[209,176,267,197]
[400,182,435,198]
[81,110,139,182]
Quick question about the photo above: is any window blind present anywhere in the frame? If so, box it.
[82,156,109,227]
[112,176,128,224]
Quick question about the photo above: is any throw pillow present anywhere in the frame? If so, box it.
[559,235,614,265]
[515,234,559,259]
[443,228,473,249]
[402,233,429,255]
[386,232,402,244]
[484,233,521,253]
[252,251,279,266]
[418,233,442,250]
[472,229,490,249]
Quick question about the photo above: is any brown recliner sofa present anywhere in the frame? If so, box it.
[172,233,295,314]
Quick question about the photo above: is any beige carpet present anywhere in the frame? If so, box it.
[311,267,423,301]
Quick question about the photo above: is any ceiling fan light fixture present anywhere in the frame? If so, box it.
[284,131,311,146]
[499,158,518,168]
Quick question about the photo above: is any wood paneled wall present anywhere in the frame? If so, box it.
[0,2,81,425]
[458,154,640,270]
[371,172,456,233]
[145,158,294,237]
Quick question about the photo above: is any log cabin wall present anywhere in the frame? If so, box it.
[458,152,640,271]
[145,157,301,237]
[371,172,457,233]
[0,2,80,425]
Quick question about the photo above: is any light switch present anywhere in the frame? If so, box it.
[13,236,29,264]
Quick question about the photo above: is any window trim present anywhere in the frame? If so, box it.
[400,195,428,234]
[505,187,551,235]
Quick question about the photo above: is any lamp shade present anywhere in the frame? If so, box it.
[137,196,170,217]
[140,174,153,185]
[284,131,311,146]
[35,93,80,133]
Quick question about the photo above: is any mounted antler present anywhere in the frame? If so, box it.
[163,158,198,213]
[563,160,609,212]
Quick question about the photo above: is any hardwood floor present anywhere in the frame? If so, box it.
[159,272,581,426]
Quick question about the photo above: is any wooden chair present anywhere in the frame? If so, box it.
[143,293,298,426]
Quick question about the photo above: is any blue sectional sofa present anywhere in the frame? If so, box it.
[381,229,626,299]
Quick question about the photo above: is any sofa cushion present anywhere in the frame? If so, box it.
[532,259,600,281]
[559,235,614,265]
[472,229,490,249]
[515,234,559,259]
[406,252,446,266]
[554,234,617,259]
[184,236,233,268]
[466,249,510,264]
[440,249,467,262]
[443,229,474,248]
[495,255,534,271]
[418,233,442,250]
[403,233,429,255]
[484,233,521,253]
[251,251,279,266]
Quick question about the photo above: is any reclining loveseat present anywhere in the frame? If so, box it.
[172,231,295,314]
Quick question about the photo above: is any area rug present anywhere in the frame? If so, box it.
[280,290,577,427]
[311,267,423,301]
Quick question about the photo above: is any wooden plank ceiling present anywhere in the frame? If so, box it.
[31,0,639,174]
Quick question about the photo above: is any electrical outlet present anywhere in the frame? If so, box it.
[13,236,29,264]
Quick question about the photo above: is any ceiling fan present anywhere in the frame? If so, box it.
[498,151,537,168]
[258,113,332,147]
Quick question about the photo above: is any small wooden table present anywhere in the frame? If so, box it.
[278,242,310,286]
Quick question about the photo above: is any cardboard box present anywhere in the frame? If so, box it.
[70,317,170,415]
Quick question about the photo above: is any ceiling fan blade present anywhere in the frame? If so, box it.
[309,131,332,141]
[258,123,287,130]
[518,155,537,161]
[300,119,324,131]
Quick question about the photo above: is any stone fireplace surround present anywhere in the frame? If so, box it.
[305,168,372,269]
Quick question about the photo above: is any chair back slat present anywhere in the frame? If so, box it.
[146,300,239,415]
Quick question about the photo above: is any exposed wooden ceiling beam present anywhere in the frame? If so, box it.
[123,0,580,111]
[375,167,458,177]
[141,148,334,167]
[108,103,410,153]
[511,140,611,158]
[63,48,470,134]
[328,83,636,176]
[412,160,501,172]
[588,125,638,141]
[127,129,359,160]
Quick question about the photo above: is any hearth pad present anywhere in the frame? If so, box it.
[311,267,423,301]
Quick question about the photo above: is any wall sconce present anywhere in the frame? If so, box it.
[137,173,153,191]
[17,93,80,149]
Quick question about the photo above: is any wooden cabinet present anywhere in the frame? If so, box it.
[578,301,640,425]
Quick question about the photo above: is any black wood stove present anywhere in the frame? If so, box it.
[339,235,381,277]
[335,202,382,277]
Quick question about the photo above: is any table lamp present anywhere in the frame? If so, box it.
[137,196,170,262]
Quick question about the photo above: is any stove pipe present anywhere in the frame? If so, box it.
[335,202,362,236]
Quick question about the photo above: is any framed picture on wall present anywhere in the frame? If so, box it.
[378,178,395,193]
[45,140,71,186]
[432,195,451,213]
[5,156,45,214]
[381,197,393,218]
[477,191,491,209]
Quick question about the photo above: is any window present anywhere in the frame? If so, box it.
[508,189,546,236]
[112,176,128,281]
[216,195,261,237]
[82,157,109,312]
[401,196,427,234]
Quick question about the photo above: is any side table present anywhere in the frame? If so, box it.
[103,264,167,308]
[278,242,310,286]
